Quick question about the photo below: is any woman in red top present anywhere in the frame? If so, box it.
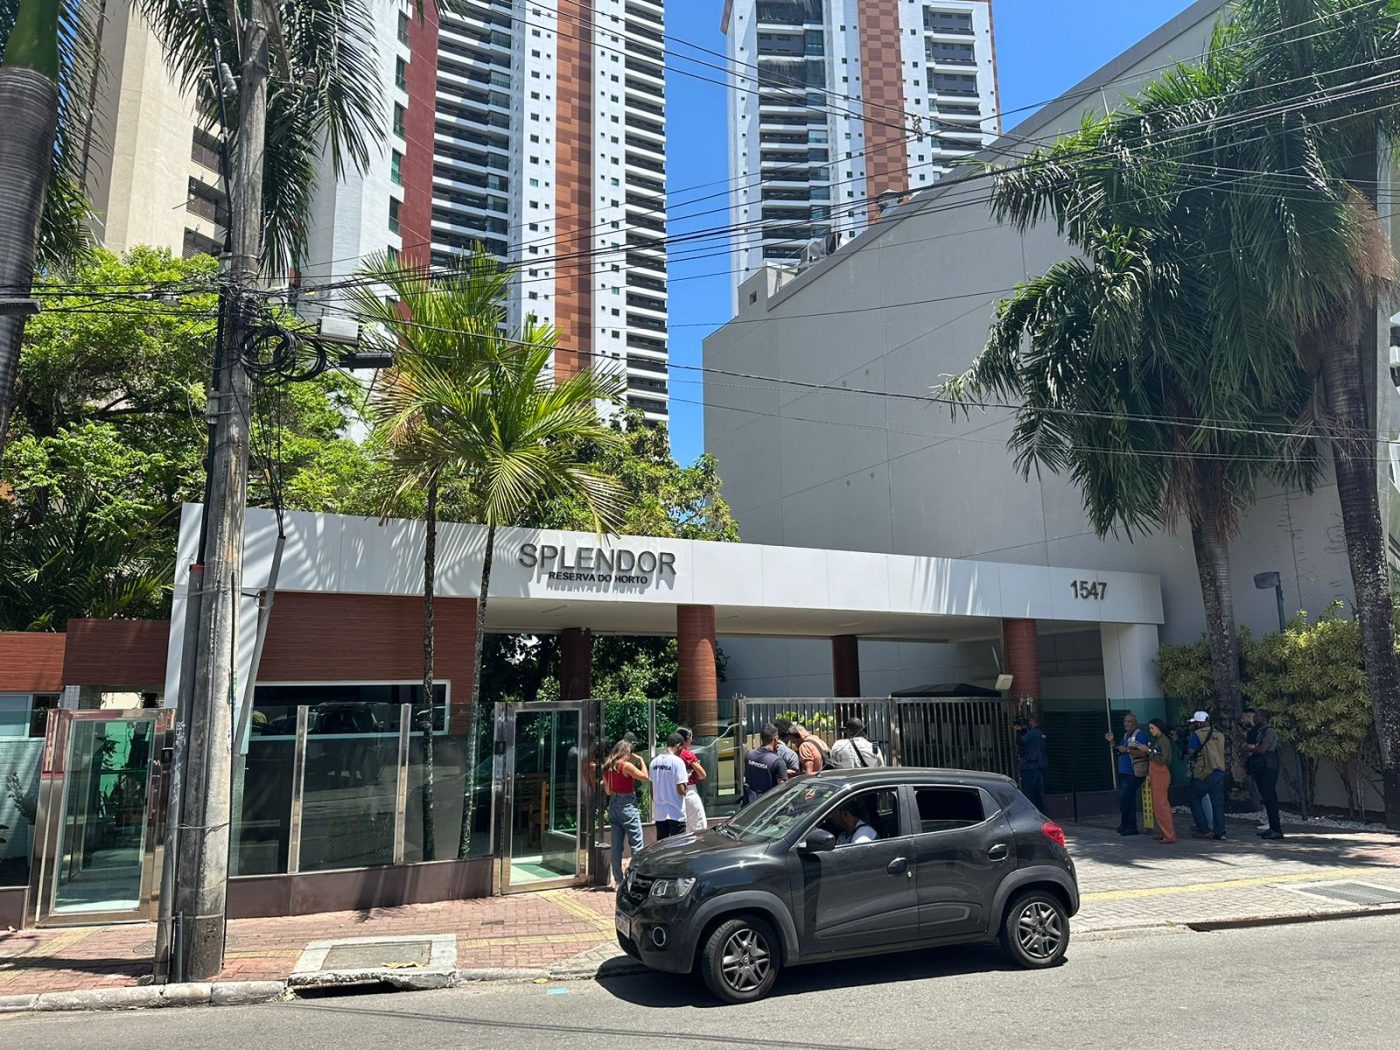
[603,739,649,887]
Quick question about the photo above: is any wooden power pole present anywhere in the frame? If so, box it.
[173,0,272,982]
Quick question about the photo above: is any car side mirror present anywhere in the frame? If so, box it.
[797,828,836,854]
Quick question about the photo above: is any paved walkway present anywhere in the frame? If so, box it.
[4,817,1398,998]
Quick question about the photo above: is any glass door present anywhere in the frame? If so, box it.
[495,702,595,894]
[29,710,174,926]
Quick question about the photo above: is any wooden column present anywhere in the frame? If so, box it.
[677,605,718,730]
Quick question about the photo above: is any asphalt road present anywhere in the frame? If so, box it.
[6,915,1398,1049]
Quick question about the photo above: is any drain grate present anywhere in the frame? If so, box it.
[1291,881,1400,906]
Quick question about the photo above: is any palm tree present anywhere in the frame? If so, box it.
[946,0,1400,823]
[0,0,63,459]
[447,340,625,856]
[943,222,1319,724]
[357,251,627,857]
[352,248,511,861]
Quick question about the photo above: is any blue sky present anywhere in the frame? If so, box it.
[662,0,1199,465]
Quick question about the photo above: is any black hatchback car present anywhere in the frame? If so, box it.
[614,768,1078,1003]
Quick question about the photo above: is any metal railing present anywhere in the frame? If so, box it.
[735,697,1026,781]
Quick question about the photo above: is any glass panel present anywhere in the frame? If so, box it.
[297,702,399,872]
[0,733,43,887]
[404,728,484,864]
[508,709,580,885]
[231,735,294,876]
[52,719,154,914]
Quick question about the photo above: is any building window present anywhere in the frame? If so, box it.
[395,57,407,90]
[0,693,60,738]
[391,150,402,185]
[397,11,409,44]
[389,197,401,234]
[392,102,405,137]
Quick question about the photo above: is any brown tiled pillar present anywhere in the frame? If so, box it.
[559,628,593,701]
[554,0,594,382]
[448,597,478,736]
[832,635,861,698]
[677,605,718,730]
[1002,618,1041,708]
[857,0,911,222]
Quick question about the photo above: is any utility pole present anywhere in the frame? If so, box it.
[173,0,271,982]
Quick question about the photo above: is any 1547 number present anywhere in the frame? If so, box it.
[1070,580,1108,600]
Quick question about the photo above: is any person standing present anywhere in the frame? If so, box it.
[1187,711,1228,840]
[1140,719,1177,844]
[649,733,689,840]
[784,723,832,775]
[744,724,788,804]
[1014,715,1048,812]
[770,718,802,776]
[1243,708,1285,840]
[678,781,708,833]
[602,740,649,887]
[831,717,885,769]
[1106,713,1149,836]
[675,726,708,828]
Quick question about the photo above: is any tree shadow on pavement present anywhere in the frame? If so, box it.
[595,944,1025,1007]
[1065,819,1400,875]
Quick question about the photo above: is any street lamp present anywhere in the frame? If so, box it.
[1253,570,1309,820]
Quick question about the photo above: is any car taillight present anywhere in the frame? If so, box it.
[1041,820,1067,848]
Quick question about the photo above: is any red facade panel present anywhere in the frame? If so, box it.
[62,619,169,688]
[399,4,441,265]
[0,632,65,693]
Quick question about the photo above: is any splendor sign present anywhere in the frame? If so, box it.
[518,542,678,586]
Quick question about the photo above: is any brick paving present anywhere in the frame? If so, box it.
[3,818,1397,997]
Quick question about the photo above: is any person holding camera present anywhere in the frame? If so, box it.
[1014,715,1047,812]
[1243,708,1284,839]
[1106,713,1149,836]
[1187,711,1228,840]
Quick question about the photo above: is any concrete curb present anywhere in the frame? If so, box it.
[0,981,285,1014]
[1184,903,1400,932]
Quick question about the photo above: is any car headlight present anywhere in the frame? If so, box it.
[648,877,696,901]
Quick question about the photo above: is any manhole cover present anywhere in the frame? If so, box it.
[320,939,431,971]
[1293,882,1400,906]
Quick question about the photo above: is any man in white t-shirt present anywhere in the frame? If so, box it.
[649,733,689,839]
[831,717,885,769]
[831,803,878,846]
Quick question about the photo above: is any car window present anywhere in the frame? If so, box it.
[914,786,986,833]
[815,787,902,845]
[726,782,842,842]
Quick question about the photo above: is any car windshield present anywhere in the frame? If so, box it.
[725,782,843,842]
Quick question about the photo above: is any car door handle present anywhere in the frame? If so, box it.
[887,857,910,876]
[988,844,1010,862]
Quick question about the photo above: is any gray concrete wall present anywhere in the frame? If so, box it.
[705,0,1373,661]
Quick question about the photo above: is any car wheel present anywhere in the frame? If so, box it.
[700,916,781,1003]
[999,891,1069,968]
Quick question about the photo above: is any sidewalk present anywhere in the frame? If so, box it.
[4,817,1399,1003]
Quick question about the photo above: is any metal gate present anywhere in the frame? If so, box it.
[492,701,600,894]
[28,709,175,927]
[735,697,1023,779]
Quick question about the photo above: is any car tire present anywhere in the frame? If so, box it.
[699,916,781,1004]
[999,890,1069,969]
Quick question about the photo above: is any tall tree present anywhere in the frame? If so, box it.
[0,0,63,459]
[354,248,511,861]
[2,247,374,631]
[947,0,1400,824]
[356,249,627,856]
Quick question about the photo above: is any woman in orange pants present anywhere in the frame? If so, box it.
[1142,718,1177,843]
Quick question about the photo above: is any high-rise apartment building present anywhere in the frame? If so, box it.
[82,0,229,260]
[722,0,999,296]
[85,1,671,422]
[309,0,671,421]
